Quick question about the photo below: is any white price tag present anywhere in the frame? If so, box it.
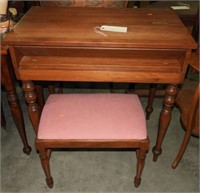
[171,5,190,10]
[100,25,127,33]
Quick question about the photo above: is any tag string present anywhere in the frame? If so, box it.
[93,26,107,37]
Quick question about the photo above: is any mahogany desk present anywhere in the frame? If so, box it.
[3,6,197,161]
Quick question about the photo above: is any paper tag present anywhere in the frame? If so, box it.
[100,25,127,33]
[171,5,190,10]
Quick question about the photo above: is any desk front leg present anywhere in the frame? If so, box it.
[2,54,31,154]
[152,84,178,161]
[22,81,41,135]
[7,89,32,154]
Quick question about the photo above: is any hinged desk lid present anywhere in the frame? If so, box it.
[3,6,197,49]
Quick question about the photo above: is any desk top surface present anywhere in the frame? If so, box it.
[3,6,197,49]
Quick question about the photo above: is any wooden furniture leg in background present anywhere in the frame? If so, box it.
[35,83,45,110]
[35,81,64,111]
[152,84,178,161]
[1,102,6,128]
[145,84,157,120]
[172,85,199,168]
[172,50,199,168]
[48,84,55,94]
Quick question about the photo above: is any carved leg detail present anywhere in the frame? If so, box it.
[22,81,41,135]
[134,149,147,188]
[145,84,157,120]
[7,90,32,154]
[39,149,53,188]
[153,84,178,162]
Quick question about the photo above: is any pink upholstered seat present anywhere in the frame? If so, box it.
[38,94,147,140]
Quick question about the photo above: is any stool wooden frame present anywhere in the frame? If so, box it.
[35,94,149,188]
[36,137,149,188]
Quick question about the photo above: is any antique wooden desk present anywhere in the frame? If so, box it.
[3,6,197,161]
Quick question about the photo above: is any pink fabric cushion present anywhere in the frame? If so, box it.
[38,94,147,140]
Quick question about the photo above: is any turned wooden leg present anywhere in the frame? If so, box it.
[58,82,63,94]
[134,139,149,188]
[22,81,41,135]
[48,83,55,94]
[7,90,32,154]
[35,84,45,110]
[39,149,53,188]
[134,149,148,188]
[152,84,178,162]
[109,83,115,93]
[2,50,31,154]
[145,84,157,120]
[125,83,135,94]
[1,103,6,129]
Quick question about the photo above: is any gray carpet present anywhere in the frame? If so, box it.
[1,84,199,192]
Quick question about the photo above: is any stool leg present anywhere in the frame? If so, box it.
[134,149,147,188]
[39,149,53,188]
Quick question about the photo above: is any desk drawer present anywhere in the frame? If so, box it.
[12,46,187,83]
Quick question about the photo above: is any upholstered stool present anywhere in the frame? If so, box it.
[35,94,149,188]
